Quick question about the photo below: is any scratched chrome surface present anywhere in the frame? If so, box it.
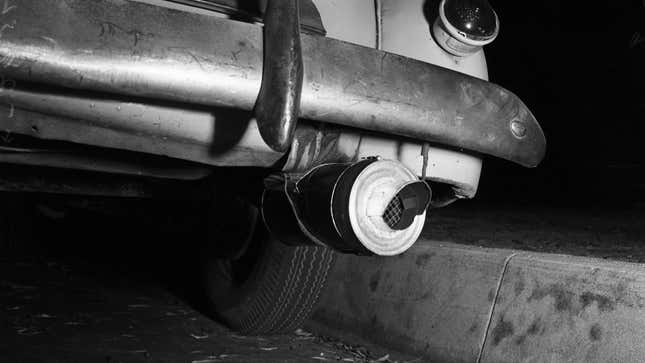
[0,0,544,167]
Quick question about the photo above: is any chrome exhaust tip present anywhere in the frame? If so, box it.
[262,158,431,256]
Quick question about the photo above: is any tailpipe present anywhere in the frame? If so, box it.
[262,158,431,256]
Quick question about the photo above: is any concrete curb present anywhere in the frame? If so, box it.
[310,240,645,362]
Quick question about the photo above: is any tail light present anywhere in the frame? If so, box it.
[432,0,499,57]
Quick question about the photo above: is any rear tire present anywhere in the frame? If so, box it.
[202,195,335,335]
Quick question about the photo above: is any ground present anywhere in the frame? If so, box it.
[0,194,416,363]
[1,194,643,362]
[423,200,645,262]
[0,256,408,363]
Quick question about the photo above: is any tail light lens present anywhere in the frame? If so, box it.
[432,0,499,57]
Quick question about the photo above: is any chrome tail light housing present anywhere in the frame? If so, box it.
[432,0,499,57]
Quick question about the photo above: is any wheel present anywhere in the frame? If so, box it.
[202,191,335,335]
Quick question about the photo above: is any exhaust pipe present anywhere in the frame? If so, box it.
[262,158,431,256]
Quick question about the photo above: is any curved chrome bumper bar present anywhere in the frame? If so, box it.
[0,0,545,167]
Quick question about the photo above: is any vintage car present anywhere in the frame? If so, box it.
[0,0,545,334]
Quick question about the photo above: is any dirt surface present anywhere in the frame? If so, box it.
[0,195,415,363]
[423,200,645,262]
[0,257,411,363]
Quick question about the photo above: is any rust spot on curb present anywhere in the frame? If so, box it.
[415,253,434,267]
[528,284,574,313]
[580,292,615,312]
[514,317,543,346]
[468,322,478,333]
[527,318,542,335]
[369,270,381,292]
[589,323,602,341]
[514,277,525,296]
[491,317,514,346]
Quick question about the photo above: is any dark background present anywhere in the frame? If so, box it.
[478,0,645,207]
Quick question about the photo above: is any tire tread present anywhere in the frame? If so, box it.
[211,239,335,335]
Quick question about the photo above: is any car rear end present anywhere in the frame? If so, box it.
[0,0,545,333]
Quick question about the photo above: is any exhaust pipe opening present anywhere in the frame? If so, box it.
[261,158,431,256]
[383,181,432,231]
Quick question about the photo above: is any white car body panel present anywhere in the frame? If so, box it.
[313,0,485,197]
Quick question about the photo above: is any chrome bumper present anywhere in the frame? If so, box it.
[0,0,545,167]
